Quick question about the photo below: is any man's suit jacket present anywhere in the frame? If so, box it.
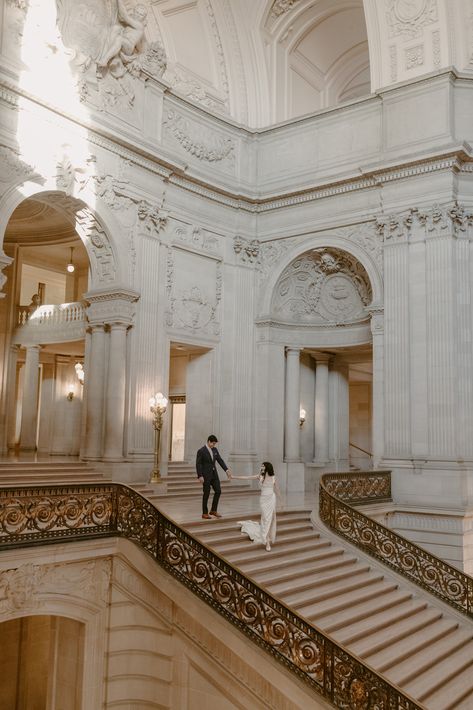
[196,446,228,479]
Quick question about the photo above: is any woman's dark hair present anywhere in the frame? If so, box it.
[261,461,274,479]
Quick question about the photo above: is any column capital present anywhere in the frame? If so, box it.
[285,346,302,355]
[310,351,332,365]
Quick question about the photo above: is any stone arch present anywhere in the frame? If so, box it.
[258,230,383,319]
[0,181,125,291]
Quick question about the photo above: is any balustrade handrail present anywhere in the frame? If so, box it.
[0,482,423,710]
[16,301,86,327]
[320,471,473,618]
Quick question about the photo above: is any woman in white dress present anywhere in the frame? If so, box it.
[231,462,281,551]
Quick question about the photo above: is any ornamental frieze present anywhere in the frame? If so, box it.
[385,0,438,39]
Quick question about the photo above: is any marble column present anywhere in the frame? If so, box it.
[19,344,41,451]
[313,353,331,464]
[369,308,384,466]
[328,360,349,465]
[284,347,301,461]
[103,322,128,461]
[6,344,20,450]
[83,325,106,460]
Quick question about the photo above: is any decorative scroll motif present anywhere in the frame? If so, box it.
[234,236,260,264]
[0,252,13,299]
[0,486,114,543]
[323,471,391,504]
[320,472,473,617]
[166,67,224,114]
[56,154,96,196]
[385,0,438,39]
[0,482,425,708]
[163,110,235,163]
[41,193,117,283]
[170,285,218,334]
[271,249,372,325]
[270,0,302,18]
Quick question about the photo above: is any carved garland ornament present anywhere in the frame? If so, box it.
[271,249,372,325]
[164,111,235,163]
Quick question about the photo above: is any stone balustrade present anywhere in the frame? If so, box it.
[13,302,87,345]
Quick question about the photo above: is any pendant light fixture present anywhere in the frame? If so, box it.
[66,246,75,273]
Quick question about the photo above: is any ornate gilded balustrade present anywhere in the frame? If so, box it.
[0,482,422,709]
[320,471,473,618]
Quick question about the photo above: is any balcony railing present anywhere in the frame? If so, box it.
[320,470,473,618]
[0,482,423,710]
[13,302,87,344]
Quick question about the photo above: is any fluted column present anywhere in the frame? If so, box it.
[369,307,384,466]
[313,353,331,464]
[83,325,106,460]
[103,322,128,461]
[328,360,349,464]
[6,344,19,450]
[284,347,301,461]
[19,345,41,450]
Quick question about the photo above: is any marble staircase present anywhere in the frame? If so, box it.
[130,461,258,502]
[0,460,110,485]
[184,510,473,710]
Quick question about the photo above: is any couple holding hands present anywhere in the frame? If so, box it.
[196,435,281,551]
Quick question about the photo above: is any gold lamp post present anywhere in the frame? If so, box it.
[149,392,168,483]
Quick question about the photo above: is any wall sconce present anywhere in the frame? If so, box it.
[75,362,84,385]
[149,392,168,483]
[299,407,306,427]
[67,388,75,401]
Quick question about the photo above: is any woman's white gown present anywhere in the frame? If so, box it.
[238,475,277,545]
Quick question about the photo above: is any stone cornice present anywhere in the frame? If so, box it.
[2,76,473,215]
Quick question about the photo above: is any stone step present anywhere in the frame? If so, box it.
[335,598,430,646]
[302,580,401,621]
[231,539,331,568]
[153,503,473,709]
[384,623,469,682]
[320,588,414,633]
[403,639,473,702]
[212,528,318,556]
[351,608,443,659]
[241,546,345,577]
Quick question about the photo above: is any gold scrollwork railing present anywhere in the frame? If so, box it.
[320,471,473,618]
[0,483,423,710]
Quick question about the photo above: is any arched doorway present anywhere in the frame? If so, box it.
[257,244,381,491]
[0,615,84,709]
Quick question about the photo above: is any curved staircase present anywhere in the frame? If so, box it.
[185,510,473,710]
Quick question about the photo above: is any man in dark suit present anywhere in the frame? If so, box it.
[196,434,232,519]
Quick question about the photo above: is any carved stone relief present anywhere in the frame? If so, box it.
[376,202,473,242]
[405,44,424,69]
[173,224,221,254]
[0,558,111,614]
[56,0,167,111]
[269,0,302,19]
[163,110,235,164]
[41,192,117,283]
[165,249,221,336]
[271,249,372,325]
[385,0,438,40]
[234,235,260,264]
[0,146,36,184]
[55,153,97,196]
